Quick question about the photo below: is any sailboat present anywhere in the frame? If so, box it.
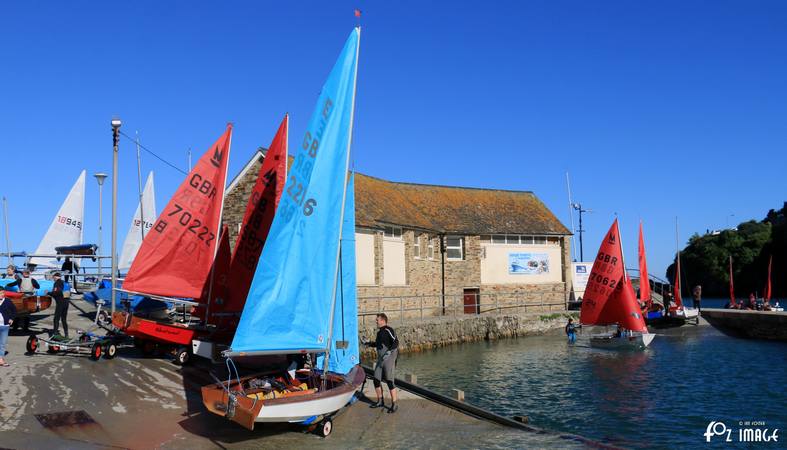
[29,170,86,267]
[638,221,663,324]
[580,219,655,350]
[668,221,699,324]
[112,125,232,362]
[201,28,364,434]
[191,115,289,359]
[119,171,157,272]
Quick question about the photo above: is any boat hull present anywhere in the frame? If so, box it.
[112,311,205,346]
[590,332,655,350]
[6,292,52,316]
[201,365,365,430]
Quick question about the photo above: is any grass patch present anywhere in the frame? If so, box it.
[539,312,579,321]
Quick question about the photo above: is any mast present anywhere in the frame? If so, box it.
[322,26,361,382]
[203,125,233,323]
[566,172,577,262]
[675,217,682,305]
[2,197,10,265]
[135,132,146,242]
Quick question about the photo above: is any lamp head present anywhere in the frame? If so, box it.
[94,172,108,186]
[111,118,122,129]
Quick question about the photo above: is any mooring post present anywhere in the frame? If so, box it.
[404,373,417,384]
[452,389,465,402]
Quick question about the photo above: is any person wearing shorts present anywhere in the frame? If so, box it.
[365,313,399,413]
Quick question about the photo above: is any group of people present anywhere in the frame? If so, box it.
[725,293,777,311]
[0,265,68,367]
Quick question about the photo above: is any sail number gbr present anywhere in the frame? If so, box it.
[153,203,215,246]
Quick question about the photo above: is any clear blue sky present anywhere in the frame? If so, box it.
[1,1,785,278]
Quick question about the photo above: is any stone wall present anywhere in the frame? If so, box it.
[359,311,579,358]
[222,153,264,249]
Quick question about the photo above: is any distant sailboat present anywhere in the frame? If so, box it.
[202,28,363,434]
[669,220,699,323]
[118,172,157,272]
[580,219,654,350]
[29,170,86,267]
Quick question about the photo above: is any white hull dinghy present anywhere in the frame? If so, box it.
[590,331,655,350]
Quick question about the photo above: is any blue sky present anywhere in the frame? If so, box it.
[1,1,785,278]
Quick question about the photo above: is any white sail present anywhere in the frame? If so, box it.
[118,172,157,271]
[30,170,86,267]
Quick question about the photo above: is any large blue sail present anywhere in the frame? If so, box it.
[230,28,360,354]
[317,173,359,374]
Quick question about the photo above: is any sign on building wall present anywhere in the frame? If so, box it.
[508,253,549,275]
[571,262,592,298]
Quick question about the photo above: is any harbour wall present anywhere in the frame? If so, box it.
[359,311,578,358]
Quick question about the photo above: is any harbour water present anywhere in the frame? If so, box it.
[397,300,786,449]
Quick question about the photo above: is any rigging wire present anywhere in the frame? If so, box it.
[119,130,188,176]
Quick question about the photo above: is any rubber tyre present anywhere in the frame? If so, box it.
[318,419,332,437]
[90,343,102,361]
[97,310,110,325]
[26,336,38,353]
[103,343,117,359]
[173,347,190,366]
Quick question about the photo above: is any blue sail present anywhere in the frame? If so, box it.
[231,28,360,354]
[317,173,359,374]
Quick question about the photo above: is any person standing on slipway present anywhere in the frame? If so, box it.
[0,288,17,367]
[365,313,400,413]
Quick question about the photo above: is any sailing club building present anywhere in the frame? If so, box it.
[223,149,572,319]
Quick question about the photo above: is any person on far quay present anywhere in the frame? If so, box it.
[0,288,17,367]
[692,285,702,311]
[364,313,400,413]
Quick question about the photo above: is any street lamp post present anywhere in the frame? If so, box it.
[94,173,107,278]
[111,118,121,316]
[572,203,591,261]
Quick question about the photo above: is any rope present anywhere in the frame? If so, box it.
[119,131,188,175]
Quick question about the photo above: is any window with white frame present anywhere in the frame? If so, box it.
[383,225,402,240]
[445,236,464,260]
[480,234,560,246]
[413,232,421,259]
[428,237,435,260]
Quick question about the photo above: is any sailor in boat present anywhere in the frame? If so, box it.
[364,313,400,413]
[565,318,580,343]
[3,270,40,295]
[692,285,702,311]
[48,273,68,338]
[2,265,17,280]
[0,289,16,367]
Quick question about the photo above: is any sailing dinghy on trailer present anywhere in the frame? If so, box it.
[580,219,655,350]
[201,28,363,436]
[112,125,233,363]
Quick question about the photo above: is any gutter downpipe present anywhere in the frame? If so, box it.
[440,233,446,315]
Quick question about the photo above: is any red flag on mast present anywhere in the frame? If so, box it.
[729,256,735,305]
[673,253,683,308]
[580,219,625,326]
[223,115,288,315]
[765,255,772,301]
[638,222,651,304]
[123,125,232,298]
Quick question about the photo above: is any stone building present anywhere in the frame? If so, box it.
[224,149,572,320]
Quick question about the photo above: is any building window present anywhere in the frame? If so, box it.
[428,237,435,260]
[413,233,421,259]
[492,235,506,244]
[533,236,547,245]
[506,235,520,244]
[520,235,534,245]
[383,225,402,240]
[480,235,491,243]
[547,236,560,245]
[446,236,464,260]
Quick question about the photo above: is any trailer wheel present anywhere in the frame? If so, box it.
[26,336,38,353]
[90,343,103,361]
[97,310,110,325]
[104,343,117,359]
[173,347,191,366]
[317,419,332,437]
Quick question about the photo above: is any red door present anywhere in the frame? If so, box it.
[463,288,480,314]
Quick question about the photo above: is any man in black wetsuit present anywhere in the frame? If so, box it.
[364,313,399,413]
[49,273,68,338]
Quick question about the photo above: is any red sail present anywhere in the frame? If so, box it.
[123,125,232,298]
[618,277,648,332]
[765,255,772,301]
[580,219,626,326]
[729,256,735,304]
[223,115,288,315]
[193,225,231,322]
[638,222,651,303]
[673,254,683,308]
